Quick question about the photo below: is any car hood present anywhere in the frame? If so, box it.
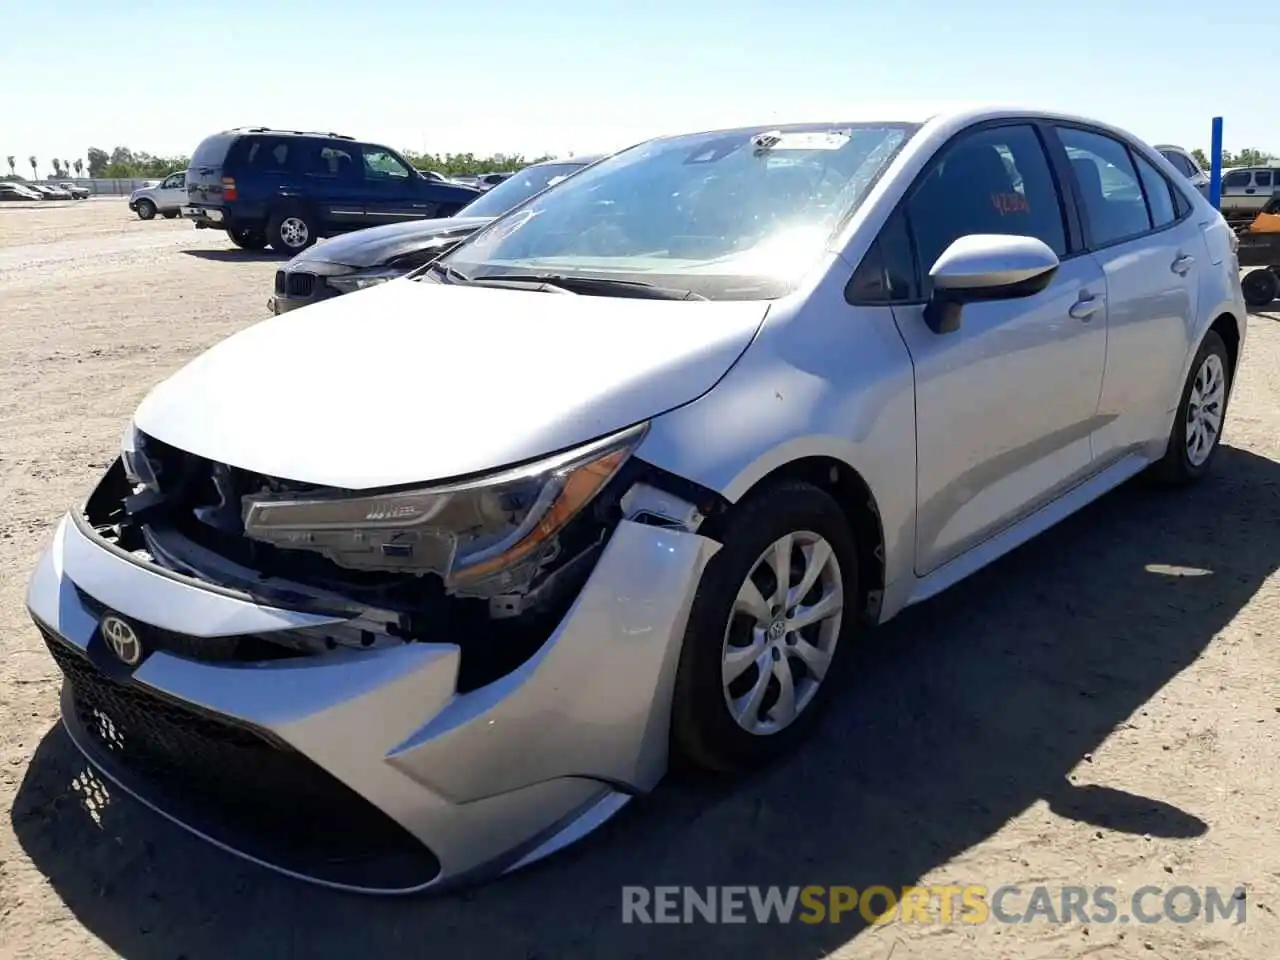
[133,278,768,489]
[293,216,493,270]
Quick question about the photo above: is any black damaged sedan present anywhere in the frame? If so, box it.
[269,155,604,314]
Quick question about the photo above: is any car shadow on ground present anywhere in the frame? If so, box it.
[180,248,290,263]
[12,445,1280,960]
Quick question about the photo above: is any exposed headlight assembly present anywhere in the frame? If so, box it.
[241,423,647,596]
[326,267,406,293]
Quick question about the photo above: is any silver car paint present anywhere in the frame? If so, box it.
[26,105,1247,893]
[28,512,719,890]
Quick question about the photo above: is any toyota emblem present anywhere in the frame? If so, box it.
[101,615,144,666]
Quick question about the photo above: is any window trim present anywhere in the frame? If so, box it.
[845,117,1079,307]
[1048,121,1194,254]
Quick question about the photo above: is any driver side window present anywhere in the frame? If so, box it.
[907,125,1068,298]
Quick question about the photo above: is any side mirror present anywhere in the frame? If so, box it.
[923,234,1060,334]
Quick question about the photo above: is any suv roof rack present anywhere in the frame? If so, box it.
[225,126,354,139]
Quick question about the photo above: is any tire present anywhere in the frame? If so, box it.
[135,199,156,221]
[267,208,317,253]
[1242,268,1278,308]
[161,210,178,219]
[228,227,269,251]
[1151,329,1231,486]
[670,481,859,774]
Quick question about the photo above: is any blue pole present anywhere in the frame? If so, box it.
[1209,116,1224,210]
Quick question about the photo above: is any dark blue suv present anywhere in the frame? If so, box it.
[181,128,482,252]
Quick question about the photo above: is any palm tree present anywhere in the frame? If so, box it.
[73,159,83,177]
[29,156,37,179]
[5,156,14,177]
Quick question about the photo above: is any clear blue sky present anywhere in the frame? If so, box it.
[1,0,1271,171]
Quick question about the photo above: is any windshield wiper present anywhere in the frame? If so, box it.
[422,261,471,284]
[469,274,708,300]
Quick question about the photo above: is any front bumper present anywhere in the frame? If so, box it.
[269,267,345,314]
[27,511,717,893]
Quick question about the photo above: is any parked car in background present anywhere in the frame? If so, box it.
[30,183,72,200]
[474,171,514,190]
[57,181,91,199]
[129,171,188,220]
[1219,166,1280,218]
[0,182,42,201]
[1154,145,1209,198]
[26,106,1245,894]
[269,155,603,313]
[181,127,482,252]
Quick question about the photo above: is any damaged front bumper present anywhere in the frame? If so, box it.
[26,499,719,893]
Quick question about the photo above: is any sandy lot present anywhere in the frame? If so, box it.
[1,200,1279,960]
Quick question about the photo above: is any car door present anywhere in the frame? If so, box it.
[879,122,1108,575]
[1220,168,1254,215]
[1053,125,1201,464]
[157,171,186,209]
[296,139,366,232]
[361,145,437,224]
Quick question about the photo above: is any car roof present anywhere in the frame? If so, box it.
[217,127,359,141]
[652,103,1151,144]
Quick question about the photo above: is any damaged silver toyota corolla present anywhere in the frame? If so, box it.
[26,105,1245,893]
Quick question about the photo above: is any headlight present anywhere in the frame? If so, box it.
[326,267,406,293]
[242,423,647,593]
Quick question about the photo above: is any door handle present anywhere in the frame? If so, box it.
[1069,291,1103,321]
[1172,254,1195,275]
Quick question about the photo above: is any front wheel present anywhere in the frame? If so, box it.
[135,199,156,221]
[671,481,858,774]
[267,209,316,253]
[1151,330,1231,485]
[228,227,269,250]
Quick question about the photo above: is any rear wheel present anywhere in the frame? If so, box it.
[135,199,156,221]
[267,209,316,253]
[1242,268,1278,308]
[671,481,858,774]
[228,227,269,250]
[1151,330,1231,486]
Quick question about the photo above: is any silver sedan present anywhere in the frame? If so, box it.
[26,104,1245,894]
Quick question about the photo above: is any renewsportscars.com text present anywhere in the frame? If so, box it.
[621,884,1247,925]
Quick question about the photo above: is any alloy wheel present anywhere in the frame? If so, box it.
[279,216,309,248]
[1186,353,1226,467]
[721,530,844,735]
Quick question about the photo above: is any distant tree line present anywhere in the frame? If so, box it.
[1190,147,1276,170]
[10,143,1269,183]
[2,145,555,182]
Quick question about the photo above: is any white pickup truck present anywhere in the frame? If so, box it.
[128,170,188,220]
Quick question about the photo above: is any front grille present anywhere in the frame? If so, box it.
[285,272,316,298]
[74,587,305,663]
[42,627,441,888]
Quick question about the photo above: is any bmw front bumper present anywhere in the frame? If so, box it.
[26,510,718,893]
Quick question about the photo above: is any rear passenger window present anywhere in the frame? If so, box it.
[905,124,1067,295]
[1057,127,1151,246]
[1256,170,1273,188]
[244,138,292,172]
[1133,153,1176,228]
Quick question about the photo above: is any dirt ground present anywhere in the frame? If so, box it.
[1,200,1279,960]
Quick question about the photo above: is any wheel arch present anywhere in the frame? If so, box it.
[1209,311,1243,382]
[703,453,887,626]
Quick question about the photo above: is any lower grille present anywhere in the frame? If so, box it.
[42,627,441,889]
